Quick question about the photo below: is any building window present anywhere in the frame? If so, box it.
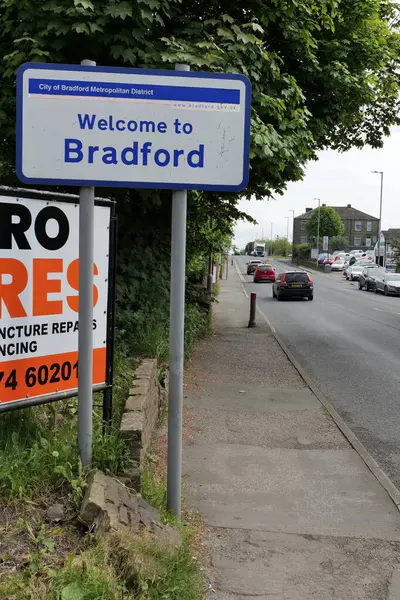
[354,221,362,232]
[366,221,372,232]
[301,220,307,231]
[372,235,377,243]
[354,236,362,246]
[300,236,308,244]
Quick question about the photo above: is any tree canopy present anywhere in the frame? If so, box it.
[0,0,400,196]
[1,0,399,351]
[306,206,345,240]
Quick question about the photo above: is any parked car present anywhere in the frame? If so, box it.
[375,273,400,296]
[246,259,263,275]
[330,259,346,272]
[346,261,373,281]
[317,253,329,264]
[345,259,374,279]
[358,267,384,291]
[253,264,276,283]
[343,256,358,274]
[335,252,352,261]
[385,264,397,273]
[272,271,314,301]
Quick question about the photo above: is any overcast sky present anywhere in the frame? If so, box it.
[234,126,400,249]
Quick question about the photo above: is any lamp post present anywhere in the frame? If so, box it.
[285,216,290,240]
[371,171,384,266]
[313,198,321,259]
[269,221,273,256]
[289,210,295,243]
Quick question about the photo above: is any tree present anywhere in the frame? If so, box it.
[306,207,344,242]
[390,238,400,272]
[329,236,349,252]
[0,0,399,197]
[272,237,292,257]
[0,0,399,351]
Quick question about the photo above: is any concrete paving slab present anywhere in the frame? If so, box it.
[206,527,400,600]
[389,571,400,600]
[186,331,307,390]
[185,405,348,449]
[183,443,400,540]
[186,382,317,413]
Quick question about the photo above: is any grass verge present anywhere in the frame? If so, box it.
[0,299,211,598]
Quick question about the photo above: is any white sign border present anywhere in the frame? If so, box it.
[16,63,252,192]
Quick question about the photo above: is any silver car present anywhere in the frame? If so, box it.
[345,260,374,280]
[331,259,346,271]
[375,273,400,296]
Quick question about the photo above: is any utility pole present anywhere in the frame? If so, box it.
[371,171,384,266]
[289,209,295,243]
[207,215,213,292]
[269,221,273,255]
[285,216,289,240]
[314,198,321,258]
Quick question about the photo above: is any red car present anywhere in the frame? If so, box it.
[254,264,276,283]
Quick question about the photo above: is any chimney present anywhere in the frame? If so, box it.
[347,204,351,208]
[305,207,312,213]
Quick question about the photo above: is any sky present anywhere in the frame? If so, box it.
[234,126,400,249]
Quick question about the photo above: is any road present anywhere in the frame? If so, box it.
[236,255,400,489]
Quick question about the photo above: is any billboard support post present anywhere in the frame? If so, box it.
[78,185,95,467]
[103,204,117,431]
[78,58,96,467]
[167,63,189,517]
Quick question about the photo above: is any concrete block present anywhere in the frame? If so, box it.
[125,394,147,412]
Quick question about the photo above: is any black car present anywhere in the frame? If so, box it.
[272,271,314,301]
[358,266,385,291]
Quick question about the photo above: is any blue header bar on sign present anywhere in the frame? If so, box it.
[28,78,240,105]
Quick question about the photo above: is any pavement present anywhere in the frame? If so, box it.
[183,262,400,600]
[237,256,400,492]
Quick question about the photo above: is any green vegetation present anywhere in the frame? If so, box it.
[306,206,345,243]
[0,355,206,599]
[0,354,134,505]
[390,238,400,272]
[329,236,350,253]
[257,237,292,257]
[0,0,398,355]
[0,529,204,600]
[1,1,400,597]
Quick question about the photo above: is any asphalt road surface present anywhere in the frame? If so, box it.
[236,255,400,489]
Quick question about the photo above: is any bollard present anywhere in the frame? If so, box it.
[248,292,256,328]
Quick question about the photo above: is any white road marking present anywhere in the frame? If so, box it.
[373,308,400,316]
[233,259,245,282]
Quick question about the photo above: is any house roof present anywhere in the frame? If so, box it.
[382,229,400,241]
[295,205,378,221]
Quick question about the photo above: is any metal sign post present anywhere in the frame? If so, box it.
[78,59,96,467]
[16,59,252,513]
[167,64,189,517]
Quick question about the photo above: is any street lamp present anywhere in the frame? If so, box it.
[269,221,273,256]
[371,171,384,266]
[285,216,290,240]
[313,198,321,258]
[289,210,295,243]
